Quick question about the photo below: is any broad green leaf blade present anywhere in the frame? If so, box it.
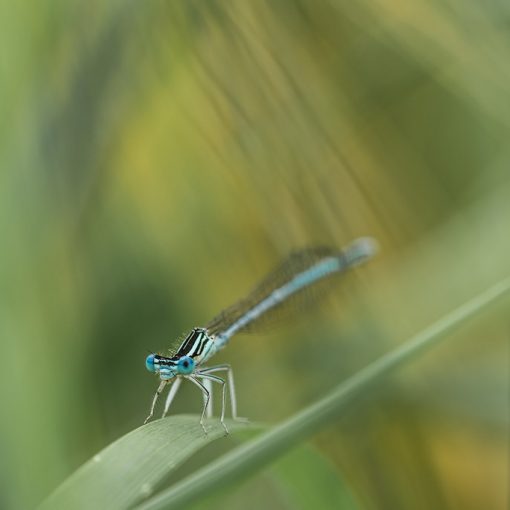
[268,445,360,510]
[38,416,255,510]
[136,277,510,510]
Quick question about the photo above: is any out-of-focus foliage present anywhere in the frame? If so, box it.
[0,1,508,509]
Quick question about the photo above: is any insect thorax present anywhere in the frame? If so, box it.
[175,327,215,364]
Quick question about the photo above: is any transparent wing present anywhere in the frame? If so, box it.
[206,238,376,337]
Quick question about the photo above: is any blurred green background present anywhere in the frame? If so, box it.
[1,1,509,509]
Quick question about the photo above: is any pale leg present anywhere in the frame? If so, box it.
[199,364,243,420]
[202,378,213,418]
[144,380,167,424]
[162,377,182,418]
[185,376,211,434]
[197,373,228,434]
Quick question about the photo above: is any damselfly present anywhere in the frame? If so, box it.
[145,237,377,433]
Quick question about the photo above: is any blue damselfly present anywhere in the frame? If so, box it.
[145,237,377,433]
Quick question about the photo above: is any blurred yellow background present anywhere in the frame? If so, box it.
[0,2,508,509]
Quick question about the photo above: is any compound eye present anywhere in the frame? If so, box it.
[177,356,195,375]
[145,354,157,373]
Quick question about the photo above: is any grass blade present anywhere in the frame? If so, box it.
[38,416,255,510]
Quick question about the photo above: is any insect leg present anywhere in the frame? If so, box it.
[197,373,228,434]
[185,376,211,435]
[162,377,182,418]
[144,380,167,424]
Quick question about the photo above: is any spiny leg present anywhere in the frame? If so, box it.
[197,373,228,434]
[162,377,182,418]
[144,380,167,424]
[185,376,211,434]
[199,364,243,420]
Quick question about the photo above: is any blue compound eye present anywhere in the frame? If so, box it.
[145,354,157,373]
[177,356,195,375]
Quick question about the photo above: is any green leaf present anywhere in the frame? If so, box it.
[38,416,256,510]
